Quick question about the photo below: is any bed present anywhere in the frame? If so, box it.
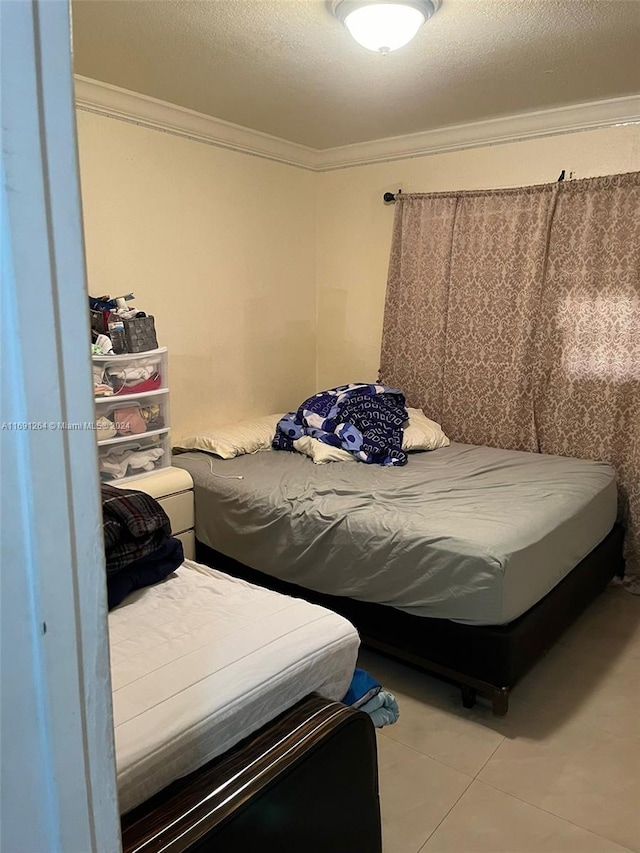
[111,560,381,852]
[173,442,625,714]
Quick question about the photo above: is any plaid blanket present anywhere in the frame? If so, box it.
[273,383,408,466]
[101,483,171,575]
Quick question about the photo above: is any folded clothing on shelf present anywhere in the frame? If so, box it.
[97,404,165,438]
[106,357,160,386]
[113,406,147,436]
[93,354,162,397]
[111,373,162,395]
[140,404,163,430]
[95,384,115,397]
[100,446,165,480]
[96,416,118,440]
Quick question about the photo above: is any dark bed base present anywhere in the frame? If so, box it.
[196,523,624,716]
[121,695,381,853]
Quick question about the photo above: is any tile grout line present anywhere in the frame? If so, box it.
[413,738,507,853]
[476,778,637,853]
[414,775,476,853]
[380,716,507,777]
[376,727,476,853]
[380,726,481,775]
[573,718,640,744]
[377,729,473,768]
[473,736,506,778]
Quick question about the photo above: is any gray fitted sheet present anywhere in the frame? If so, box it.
[173,443,616,625]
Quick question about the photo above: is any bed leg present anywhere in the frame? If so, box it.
[461,685,476,709]
[491,688,509,716]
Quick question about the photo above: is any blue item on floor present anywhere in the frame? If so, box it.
[342,667,382,708]
[359,689,400,728]
[342,668,399,727]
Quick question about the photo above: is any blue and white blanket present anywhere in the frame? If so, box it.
[273,383,408,466]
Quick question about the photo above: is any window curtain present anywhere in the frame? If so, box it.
[379,172,640,585]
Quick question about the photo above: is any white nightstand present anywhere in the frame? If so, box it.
[113,466,195,560]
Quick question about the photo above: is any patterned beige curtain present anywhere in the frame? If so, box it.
[380,173,640,582]
[443,187,559,450]
[381,195,458,425]
[534,173,640,585]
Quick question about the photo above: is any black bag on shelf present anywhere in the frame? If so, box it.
[124,315,158,352]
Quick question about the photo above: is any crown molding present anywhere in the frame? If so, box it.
[73,75,318,170]
[313,95,640,170]
[74,76,640,173]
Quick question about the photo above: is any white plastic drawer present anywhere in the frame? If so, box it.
[175,530,195,561]
[94,390,169,438]
[113,467,193,499]
[93,347,167,397]
[158,492,194,535]
[98,432,170,483]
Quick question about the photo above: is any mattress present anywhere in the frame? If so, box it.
[109,560,359,814]
[173,443,617,626]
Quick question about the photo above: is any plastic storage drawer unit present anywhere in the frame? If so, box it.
[98,432,171,482]
[93,347,171,483]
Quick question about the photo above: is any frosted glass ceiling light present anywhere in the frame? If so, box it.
[333,0,439,54]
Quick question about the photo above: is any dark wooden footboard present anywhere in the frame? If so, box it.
[121,695,381,853]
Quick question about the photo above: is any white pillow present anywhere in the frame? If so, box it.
[403,408,450,451]
[178,414,284,459]
[292,407,449,463]
[293,436,356,464]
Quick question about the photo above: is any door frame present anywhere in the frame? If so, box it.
[1,1,120,850]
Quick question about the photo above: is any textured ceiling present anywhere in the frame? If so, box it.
[71,0,640,149]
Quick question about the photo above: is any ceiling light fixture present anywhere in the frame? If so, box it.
[333,0,439,54]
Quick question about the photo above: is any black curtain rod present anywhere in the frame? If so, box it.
[384,172,569,204]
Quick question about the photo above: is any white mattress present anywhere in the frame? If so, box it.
[109,560,360,814]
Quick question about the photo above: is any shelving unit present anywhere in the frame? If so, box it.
[93,347,171,483]
[93,346,196,558]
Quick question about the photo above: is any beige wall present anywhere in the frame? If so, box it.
[315,125,640,390]
[77,111,317,442]
[78,113,639,439]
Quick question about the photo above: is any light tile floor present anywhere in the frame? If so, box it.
[358,585,640,853]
